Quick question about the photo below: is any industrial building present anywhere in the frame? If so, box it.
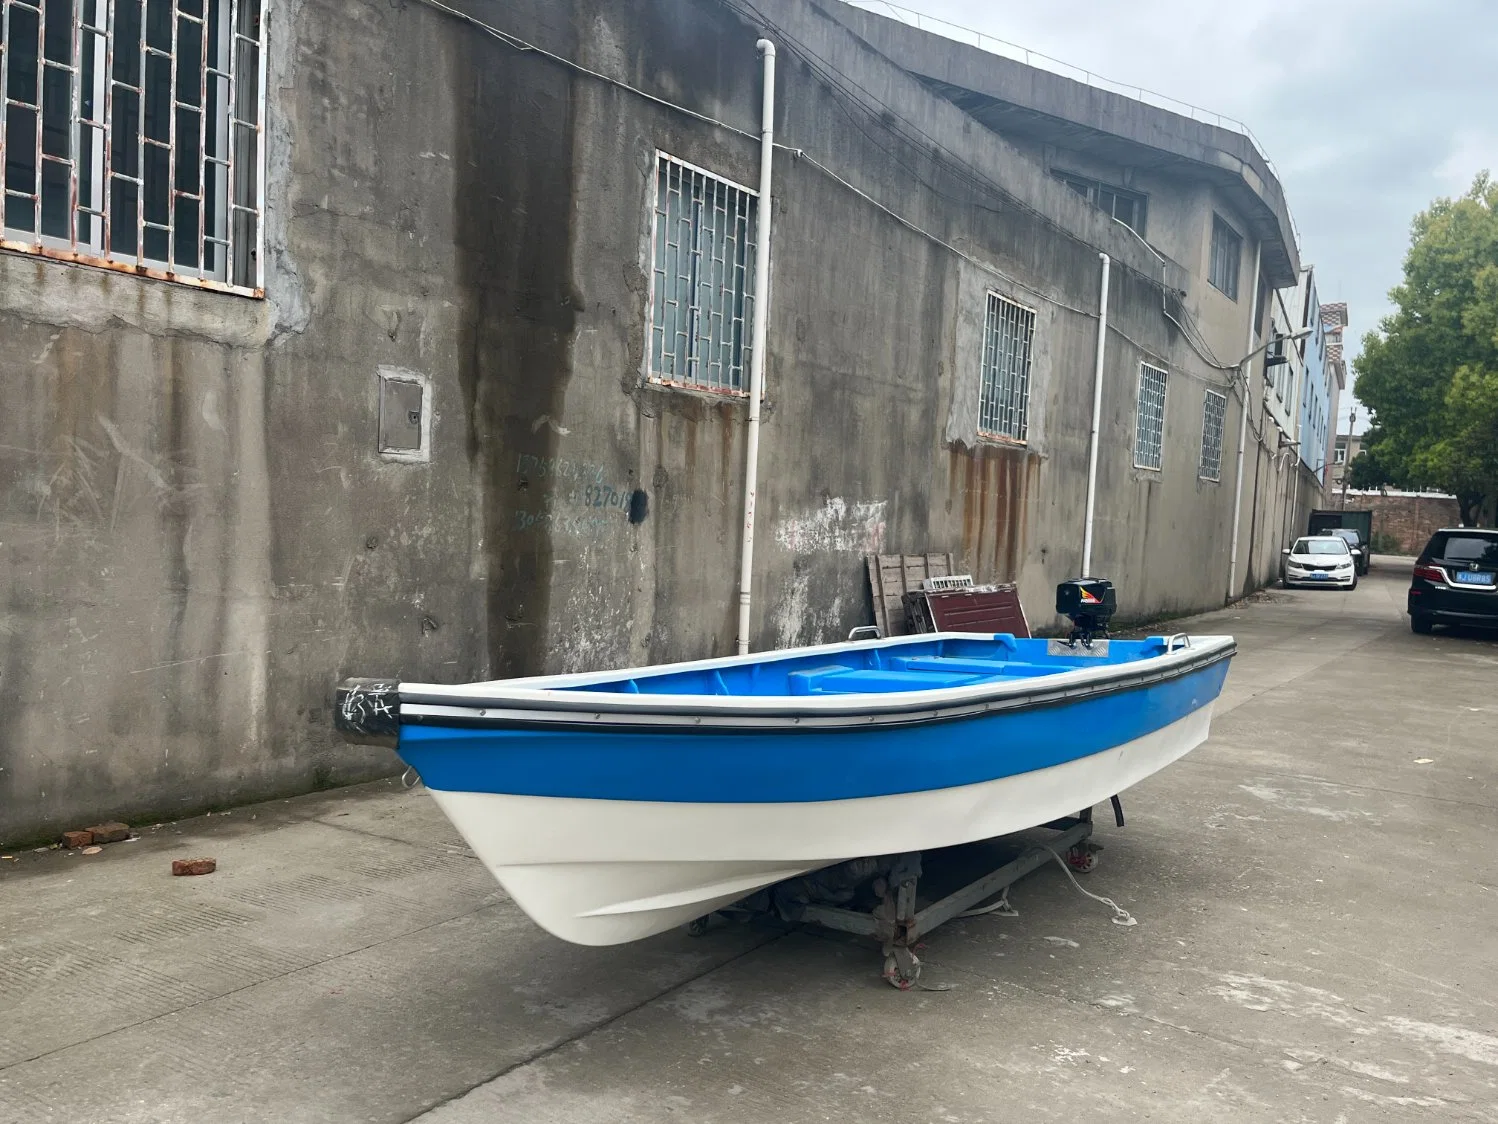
[1,0,1319,841]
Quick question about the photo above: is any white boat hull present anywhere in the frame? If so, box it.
[427,703,1213,945]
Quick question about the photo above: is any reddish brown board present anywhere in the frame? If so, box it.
[903,587,1031,638]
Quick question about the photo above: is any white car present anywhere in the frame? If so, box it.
[1282,536,1358,590]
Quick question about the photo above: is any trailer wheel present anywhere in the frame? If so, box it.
[1066,846,1100,874]
[882,947,922,990]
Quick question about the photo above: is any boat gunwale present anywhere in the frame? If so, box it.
[395,633,1236,730]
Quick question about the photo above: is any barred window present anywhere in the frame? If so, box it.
[1199,388,1226,481]
[978,291,1034,443]
[649,153,757,394]
[1,0,265,293]
[1134,361,1167,471]
[1208,214,1241,300]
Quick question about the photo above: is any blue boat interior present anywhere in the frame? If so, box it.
[567,635,1180,697]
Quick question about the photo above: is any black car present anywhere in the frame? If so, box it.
[1408,528,1498,634]
[1327,527,1371,574]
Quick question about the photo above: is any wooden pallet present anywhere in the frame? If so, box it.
[864,552,956,637]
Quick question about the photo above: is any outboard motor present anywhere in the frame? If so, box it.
[1056,578,1116,647]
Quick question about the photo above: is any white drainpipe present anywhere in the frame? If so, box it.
[1081,252,1110,576]
[735,39,775,655]
[1227,239,1263,602]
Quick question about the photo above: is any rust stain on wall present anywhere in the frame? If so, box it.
[681,409,698,478]
[948,443,1038,582]
[718,398,737,487]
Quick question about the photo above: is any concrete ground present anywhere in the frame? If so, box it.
[3,558,1497,1123]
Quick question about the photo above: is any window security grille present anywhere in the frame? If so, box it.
[648,154,757,393]
[1135,361,1167,470]
[978,291,1035,443]
[0,0,265,293]
[1199,388,1226,481]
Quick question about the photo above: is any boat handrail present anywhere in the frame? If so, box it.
[1164,633,1192,652]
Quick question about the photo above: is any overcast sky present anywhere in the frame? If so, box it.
[860,0,1498,432]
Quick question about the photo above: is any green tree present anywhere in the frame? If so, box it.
[1345,435,1397,491]
[1355,173,1498,524]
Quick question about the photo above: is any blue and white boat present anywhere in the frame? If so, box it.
[336,630,1234,946]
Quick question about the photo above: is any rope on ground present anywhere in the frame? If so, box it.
[1043,847,1138,927]
[957,887,1019,918]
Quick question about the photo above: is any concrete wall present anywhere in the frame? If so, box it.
[1010,145,1261,377]
[990,137,1202,286]
[0,0,493,841]
[0,0,1308,843]
[1247,452,1325,585]
[827,2,1300,287]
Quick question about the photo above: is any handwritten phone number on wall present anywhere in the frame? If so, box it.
[513,484,632,535]
[513,509,616,535]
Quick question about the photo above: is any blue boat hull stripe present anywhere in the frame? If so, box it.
[396,660,1231,803]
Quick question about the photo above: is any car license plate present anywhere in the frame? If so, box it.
[1455,570,1495,586]
[1311,572,1330,580]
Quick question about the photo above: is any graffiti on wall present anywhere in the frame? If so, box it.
[512,452,642,535]
[773,497,888,554]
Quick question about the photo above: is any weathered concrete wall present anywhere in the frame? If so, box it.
[507,0,1264,662]
[976,136,1259,381]
[1231,433,1331,597]
[0,0,496,840]
[0,0,1311,843]
[828,2,1300,287]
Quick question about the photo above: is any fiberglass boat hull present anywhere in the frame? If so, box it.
[375,634,1233,945]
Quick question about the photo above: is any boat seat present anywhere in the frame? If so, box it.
[786,665,857,695]
[891,656,1056,678]
[787,667,988,694]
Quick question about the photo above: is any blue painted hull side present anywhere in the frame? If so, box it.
[397,660,1230,804]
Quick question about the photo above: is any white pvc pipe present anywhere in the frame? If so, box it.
[1081,252,1110,576]
[735,39,775,655]
[1227,239,1263,602]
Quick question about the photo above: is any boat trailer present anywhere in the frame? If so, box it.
[689,797,1126,989]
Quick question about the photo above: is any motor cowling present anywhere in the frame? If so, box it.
[1056,578,1116,643]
